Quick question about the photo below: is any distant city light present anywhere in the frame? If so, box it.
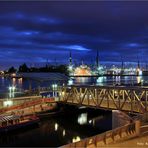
[68,79,73,85]
[52,84,58,89]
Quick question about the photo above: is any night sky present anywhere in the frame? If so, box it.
[0,1,148,69]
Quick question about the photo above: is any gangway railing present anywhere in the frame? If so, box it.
[62,120,140,148]
[59,85,148,113]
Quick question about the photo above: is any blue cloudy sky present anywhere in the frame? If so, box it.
[0,1,148,69]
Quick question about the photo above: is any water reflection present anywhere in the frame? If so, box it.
[9,91,14,98]
[137,76,143,84]
[1,77,5,85]
[0,107,113,147]
[77,113,87,125]
[112,110,131,129]
[96,77,106,85]
[12,78,16,85]
[54,123,58,131]
[75,77,90,84]
[63,130,66,137]
[18,78,23,85]
[89,120,92,124]
[68,79,73,85]
[115,76,120,84]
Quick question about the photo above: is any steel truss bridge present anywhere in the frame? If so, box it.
[59,85,148,114]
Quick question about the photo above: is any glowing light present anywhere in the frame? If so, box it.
[63,130,66,136]
[12,78,16,85]
[12,86,16,91]
[54,123,58,131]
[139,70,143,76]
[77,113,87,125]
[76,77,89,83]
[11,73,16,76]
[52,84,58,89]
[89,120,92,124]
[74,65,91,76]
[3,100,13,107]
[137,76,142,84]
[9,86,15,91]
[18,78,22,84]
[72,136,81,143]
[68,65,73,71]
[96,77,103,83]
[68,79,73,85]
[9,86,12,91]
[62,91,65,96]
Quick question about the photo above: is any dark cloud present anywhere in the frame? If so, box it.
[0,1,148,69]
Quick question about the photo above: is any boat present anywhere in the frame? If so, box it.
[35,107,64,119]
[0,115,40,132]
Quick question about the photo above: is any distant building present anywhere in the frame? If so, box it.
[136,60,142,76]
[67,51,146,76]
[74,64,91,76]
[68,50,106,76]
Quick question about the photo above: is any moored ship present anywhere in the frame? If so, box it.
[0,115,39,132]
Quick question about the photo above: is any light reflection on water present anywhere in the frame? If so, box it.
[75,77,90,84]
[74,75,147,86]
[77,113,87,125]
[0,107,112,147]
[0,75,147,98]
[54,123,58,131]
[0,106,131,147]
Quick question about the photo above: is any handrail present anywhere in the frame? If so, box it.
[0,98,55,114]
[62,120,139,148]
[62,85,148,91]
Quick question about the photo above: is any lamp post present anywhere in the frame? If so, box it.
[52,84,55,97]
[9,86,12,98]
[9,85,16,98]
[52,84,58,97]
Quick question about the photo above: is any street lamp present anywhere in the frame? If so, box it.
[9,86,12,92]
[68,79,73,85]
[52,84,58,97]
[9,86,16,92]
[12,86,16,92]
[8,85,16,98]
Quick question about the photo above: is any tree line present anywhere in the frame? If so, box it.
[6,63,68,74]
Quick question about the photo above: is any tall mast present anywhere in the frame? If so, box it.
[69,51,72,65]
[96,50,99,67]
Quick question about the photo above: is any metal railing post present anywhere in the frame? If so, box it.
[135,120,141,136]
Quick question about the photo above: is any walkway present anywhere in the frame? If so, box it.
[109,134,148,148]
[60,85,148,113]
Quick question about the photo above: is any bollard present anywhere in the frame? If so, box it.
[135,120,141,136]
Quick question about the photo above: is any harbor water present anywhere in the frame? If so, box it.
[0,105,128,147]
[0,74,136,147]
[0,74,147,98]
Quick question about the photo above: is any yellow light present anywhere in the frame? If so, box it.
[72,136,81,143]
[54,123,58,131]
[3,100,13,107]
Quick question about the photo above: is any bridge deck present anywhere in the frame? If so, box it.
[59,85,148,114]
